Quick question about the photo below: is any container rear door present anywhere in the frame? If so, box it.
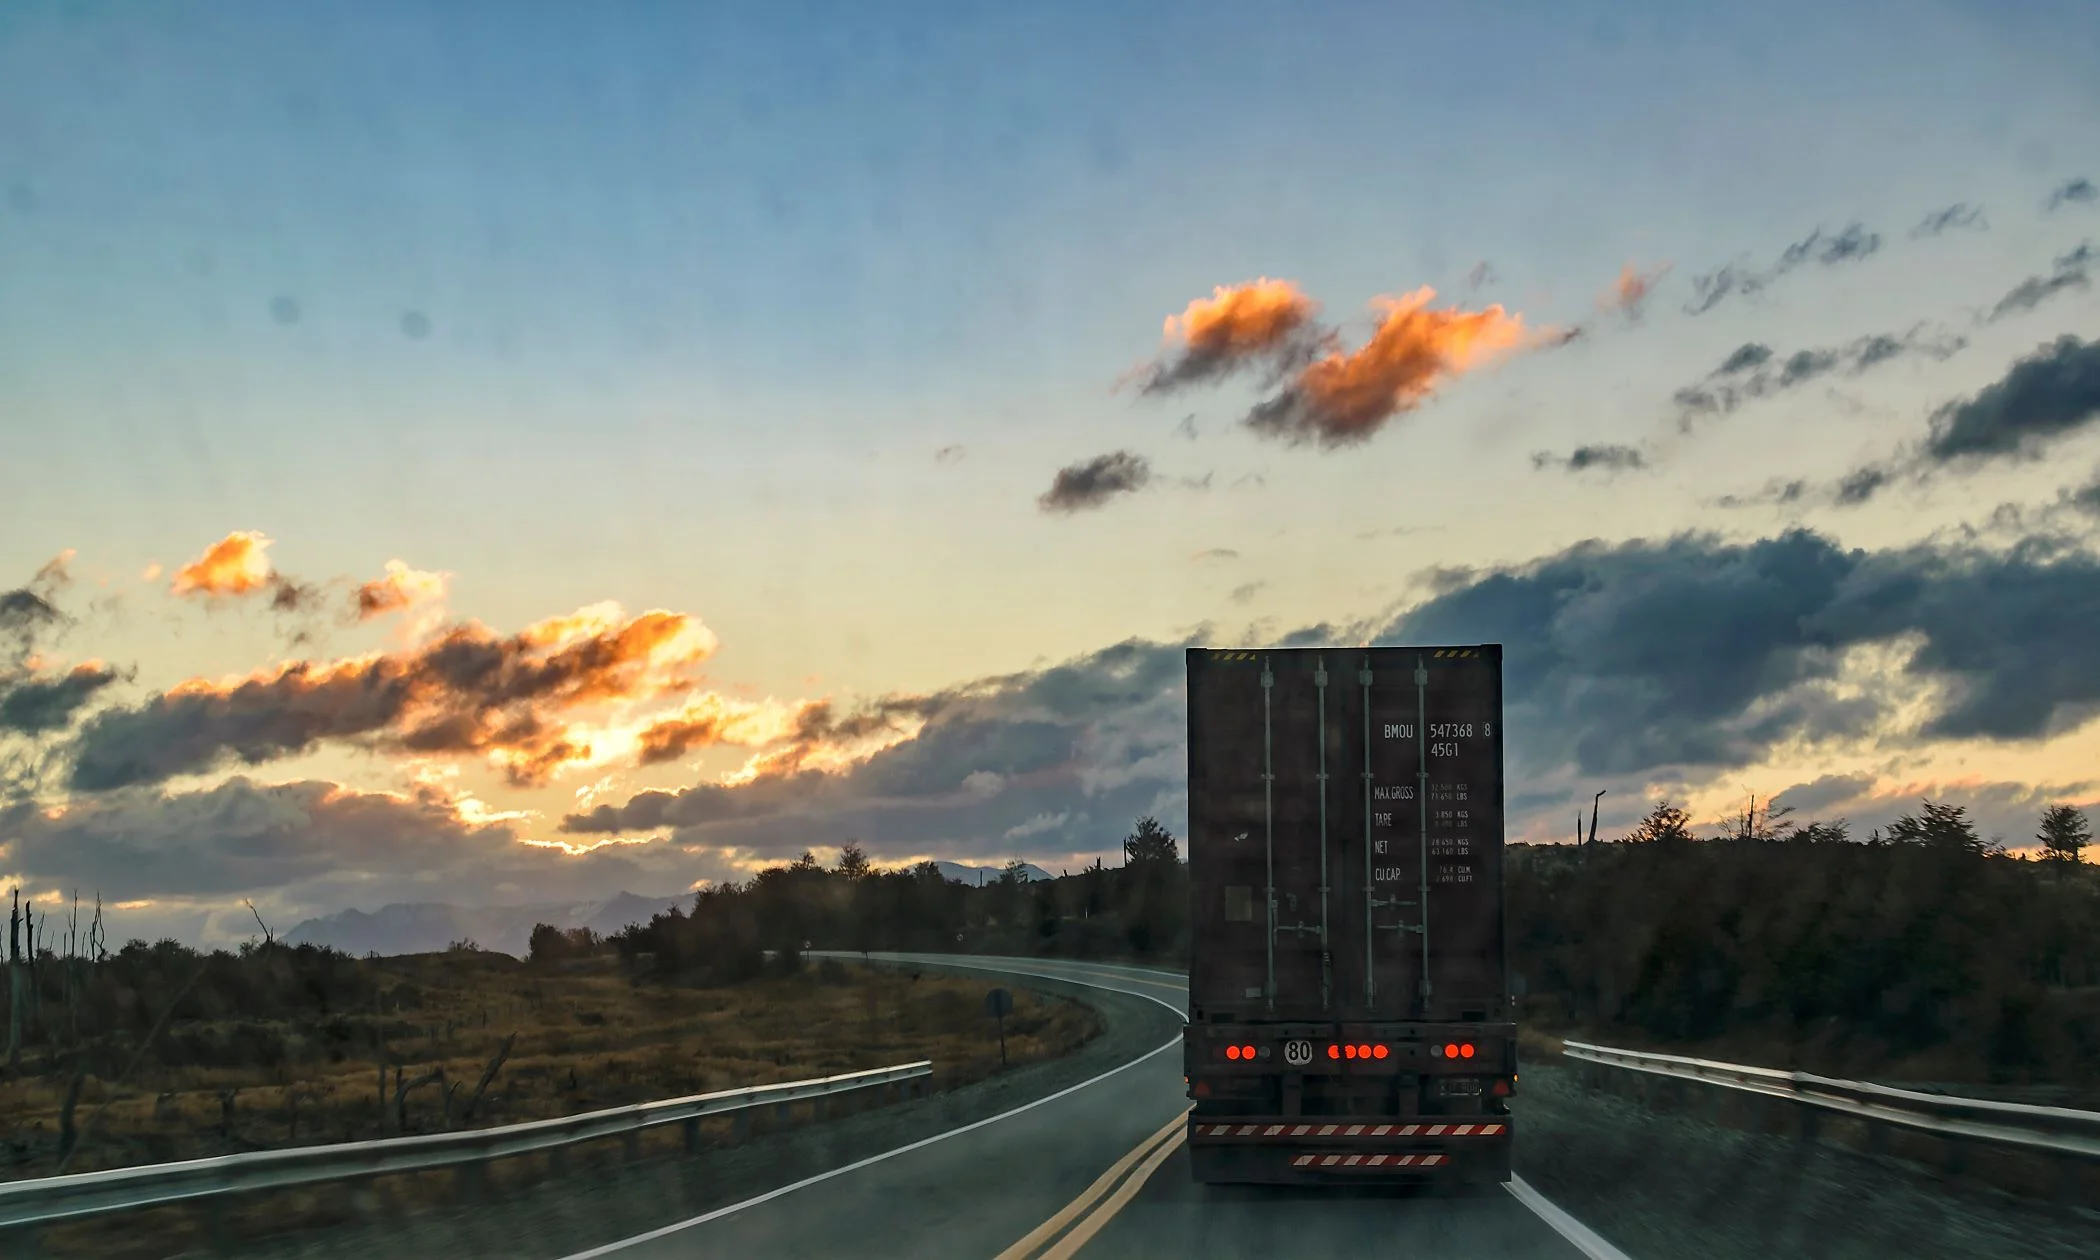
[1350,645,1507,1022]
[1186,648,1337,1019]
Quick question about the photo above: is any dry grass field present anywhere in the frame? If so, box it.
[0,949,1100,1181]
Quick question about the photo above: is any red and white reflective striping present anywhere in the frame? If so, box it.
[1290,1153,1448,1168]
[1192,1122,1507,1139]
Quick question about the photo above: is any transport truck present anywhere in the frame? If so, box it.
[1182,644,1515,1185]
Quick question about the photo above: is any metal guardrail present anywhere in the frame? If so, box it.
[0,1058,932,1232]
[1561,1039,2100,1161]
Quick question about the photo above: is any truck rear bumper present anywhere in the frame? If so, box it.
[1187,1117,1511,1186]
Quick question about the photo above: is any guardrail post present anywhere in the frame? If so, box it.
[683,1117,702,1155]
[775,1102,793,1129]
[2052,1153,2083,1205]
[205,1196,231,1255]
[1793,1101,1820,1144]
[455,1160,490,1202]
[733,1110,752,1142]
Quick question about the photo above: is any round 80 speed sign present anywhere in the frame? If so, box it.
[1283,1039,1314,1066]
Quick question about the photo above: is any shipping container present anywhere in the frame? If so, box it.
[1181,644,1516,1185]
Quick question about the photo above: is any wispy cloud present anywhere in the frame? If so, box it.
[1131,278,1324,396]
[1986,242,2092,322]
[1825,335,2100,507]
[1685,221,1883,316]
[1673,324,1966,428]
[1597,261,1672,318]
[1038,451,1155,514]
[2044,178,2096,212]
[1530,444,1648,474]
[1910,203,1986,238]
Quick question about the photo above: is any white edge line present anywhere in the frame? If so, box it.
[557,964,1188,1259]
[1506,1175,1635,1260]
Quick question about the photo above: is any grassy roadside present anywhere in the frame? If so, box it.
[1,949,1099,1184]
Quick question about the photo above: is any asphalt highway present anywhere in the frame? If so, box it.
[561,955,1620,1260]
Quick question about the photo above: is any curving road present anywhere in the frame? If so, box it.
[560,955,1624,1260]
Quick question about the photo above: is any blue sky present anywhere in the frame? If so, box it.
[3,1,2098,944]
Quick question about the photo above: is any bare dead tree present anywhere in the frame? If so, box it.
[243,899,273,947]
[394,1065,445,1133]
[57,956,212,1174]
[8,887,21,1075]
[57,1066,88,1161]
[461,1032,516,1123]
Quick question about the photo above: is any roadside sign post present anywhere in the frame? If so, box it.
[985,987,1012,1068]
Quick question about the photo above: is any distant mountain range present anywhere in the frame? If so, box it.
[928,861,1057,886]
[283,891,690,958]
[283,861,1059,957]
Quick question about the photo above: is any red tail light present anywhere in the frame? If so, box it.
[1225,1045,1242,1060]
[1460,1043,1476,1059]
[1328,1044,1341,1060]
[1443,1043,1458,1058]
[1372,1044,1389,1059]
[1344,1044,1358,1059]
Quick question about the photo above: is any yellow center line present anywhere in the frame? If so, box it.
[1036,1123,1185,1260]
[992,1108,1188,1260]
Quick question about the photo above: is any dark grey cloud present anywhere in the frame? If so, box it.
[1769,773,1877,817]
[1674,325,1966,427]
[1192,548,1241,562]
[2045,178,2096,212]
[1228,581,1267,605]
[0,776,687,927]
[1038,451,1155,513]
[1833,466,1891,504]
[0,664,120,735]
[1777,334,2100,509]
[1529,444,1647,473]
[934,444,967,465]
[562,527,2100,869]
[1685,221,1884,315]
[1713,478,1810,510]
[1467,262,1498,291]
[1381,527,2100,776]
[1924,334,2100,463]
[1987,242,2092,322]
[1911,204,1986,238]
[63,607,717,791]
[2073,472,2100,517]
[1717,343,1773,375]
[1174,415,1199,440]
[563,638,1192,862]
[0,554,73,667]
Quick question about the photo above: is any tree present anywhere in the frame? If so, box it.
[2037,804,2091,866]
[1624,800,1695,845]
[1123,816,1179,866]
[526,923,568,965]
[835,841,872,880]
[1885,800,1993,855]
